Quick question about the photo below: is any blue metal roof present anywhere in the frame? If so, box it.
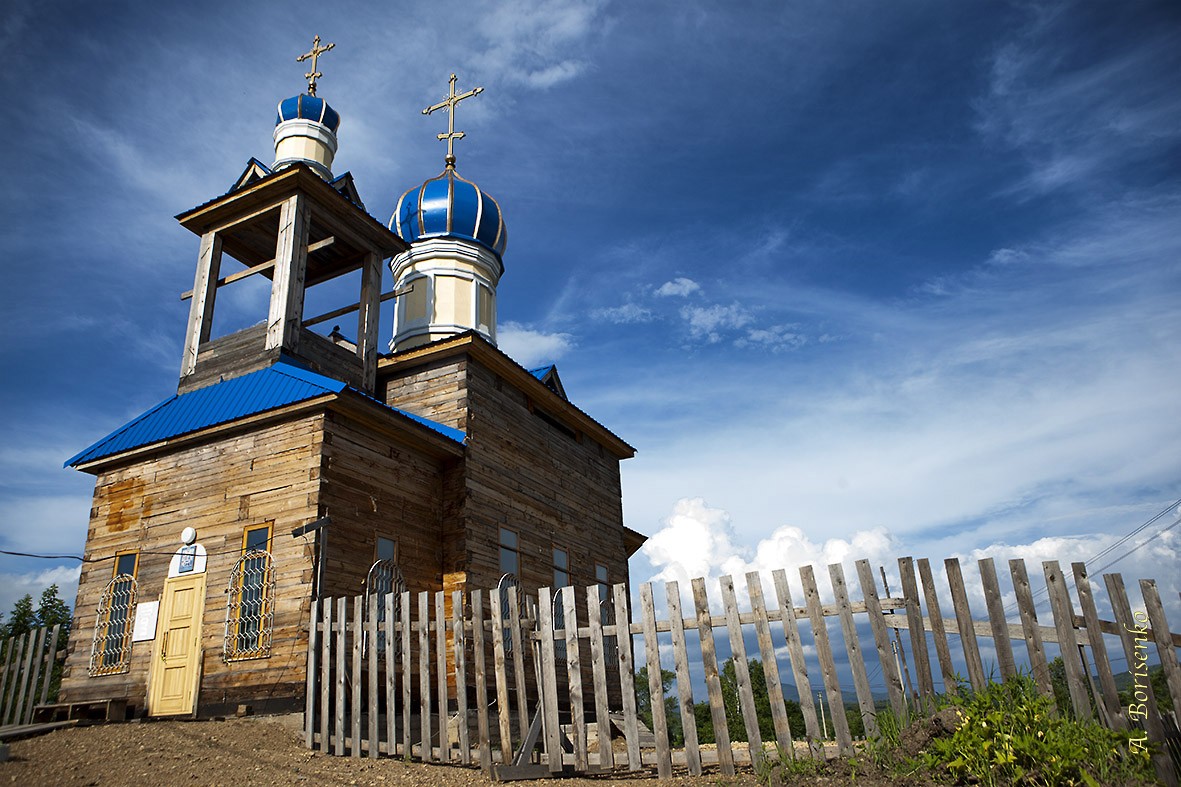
[66,359,464,467]
[528,365,555,381]
[277,94,341,132]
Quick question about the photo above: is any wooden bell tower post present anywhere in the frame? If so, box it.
[176,164,407,394]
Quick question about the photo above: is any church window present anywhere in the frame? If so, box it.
[595,563,609,603]
[224,524,275,661]
[476,283,494,335]
[499,528,520,578]
[365,537,404,657]
[88,551,139,676]
[552,547,570,589]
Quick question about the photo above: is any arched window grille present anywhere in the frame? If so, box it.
[600,593,619,664]
[89,574,137,676]
[364,559,406,657]
[224,549,275,661]
[496,573,520,656]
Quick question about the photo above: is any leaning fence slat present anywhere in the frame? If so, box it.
[856,560,905,719]
[640,582,672,778]
[11,631,33,726]
[37,624,61,708]
[1105,573,1171,783]
[367,594,380,759]
[319,599,331,753]
[802,565,853,756]
[538,587,563,773]
[898,558,935,708]
[400,590,412,759]
[435,592,449,762]
[385,592,397,756]
[586,585,614,770]
[978,558,1016,681]
[562,587,586,772]
[665,581,700,775]
[305,601,318,749]
[746,571,794,756]
[351,596,363,757]
[612,581,642,772]
[772,569,822,755]
[452,590,470,765]
[1140,578,1181,715]
[1071,563,1122,728]
[508,585,529,746]
[22,627,47,724]
[1043,561,1091,720]
[471,590,492,774]
[692,577,734,775]
[418,591,432,762]
[0,636,15,722]
[1009,559,1053,698]
[944,558,986,692]
[829,563,877,739]
[334,597,346,756]
[490,587,514,765]
[721,575,764,766]
[917,558,957,694]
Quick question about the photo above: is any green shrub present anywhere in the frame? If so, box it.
[920,676,1153,786]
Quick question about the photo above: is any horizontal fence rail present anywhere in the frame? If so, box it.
[306,557,1180,782]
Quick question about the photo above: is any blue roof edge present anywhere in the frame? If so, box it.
[65,358,464,468]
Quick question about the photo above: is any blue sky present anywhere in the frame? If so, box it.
[1,0,1179,638]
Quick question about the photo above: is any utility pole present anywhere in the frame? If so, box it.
[817,690,828,740]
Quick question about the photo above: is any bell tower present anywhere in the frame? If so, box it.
[176,38,406,393]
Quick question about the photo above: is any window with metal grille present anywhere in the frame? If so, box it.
[552,547,570,660]
[595,564,619,663]
[88,552,139,676]
[496,572,521,656]
[224,526,275,661]
[364,553,405,657]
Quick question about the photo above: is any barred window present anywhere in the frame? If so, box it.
[224,525,275,661]
[364,552,405,656]
[89,553,139,677]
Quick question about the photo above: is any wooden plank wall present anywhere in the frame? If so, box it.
[308,557,1180,783]
[59,416,324,715]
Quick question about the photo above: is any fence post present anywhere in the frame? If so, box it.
[564,586,588,772]
[829,564,877,739]
[978,558,1017,681]
[319,598,331,753]
[434,592,449,763]
[772,569,822,756]
[916,558,957,694]
[470,589,492,774]
[386,592,398,756]
[613,582,642,772]
[692,577,733,774]
[1139,579,1181,714]
[418,591,432,762]
[537,586,563,774]
[1043,561,1091,720]
[452,590,469,764]
[746,572,795,756]
[1009,560,1053,698]
[944,558,986,692]
[489,587,513,765]
[665,581,700,774]
[305,599,318,749]
[898,558,935,709]
[639,583,672,778]
[856,560,906,720]
[801,565,853,756]
[1071,563,1123,728]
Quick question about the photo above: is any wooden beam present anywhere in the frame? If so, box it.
[303,284,413,328]
[180,237,335,300]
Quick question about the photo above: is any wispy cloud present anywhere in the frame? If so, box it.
[472,0,610,89]
[655,277,701,297]
[680,303,752,343]
[497,322,574,368]
[593,303,654,324]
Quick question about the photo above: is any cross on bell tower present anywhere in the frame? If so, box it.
[296,35,335,97]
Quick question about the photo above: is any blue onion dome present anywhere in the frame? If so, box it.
[392,168,507,261]
[276,94,341,133]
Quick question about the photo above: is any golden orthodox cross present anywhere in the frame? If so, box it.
[422,73,484,168]
[296,35,335,97]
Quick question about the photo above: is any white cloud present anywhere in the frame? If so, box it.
[655,277,701,297]
[680,303,752,343]
[735,324,807,352]
[593,303,654,324]
[0,565,82,622]
[497,322,574,368]
[473,0,609,89]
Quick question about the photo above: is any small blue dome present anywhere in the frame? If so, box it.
[276,94,341,133]
[392,169,507,261]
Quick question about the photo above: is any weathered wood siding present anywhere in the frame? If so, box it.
[316,410,450,600]
[60,416,324,715]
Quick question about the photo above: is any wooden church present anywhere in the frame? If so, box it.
[58,46,643,719]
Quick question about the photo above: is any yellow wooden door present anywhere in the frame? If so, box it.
[148,573,206,716]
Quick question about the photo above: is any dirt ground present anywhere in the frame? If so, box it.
[0,716,936,786]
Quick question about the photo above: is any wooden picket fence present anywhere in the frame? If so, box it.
[304,557,1181,782]
[0,625,66,728]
